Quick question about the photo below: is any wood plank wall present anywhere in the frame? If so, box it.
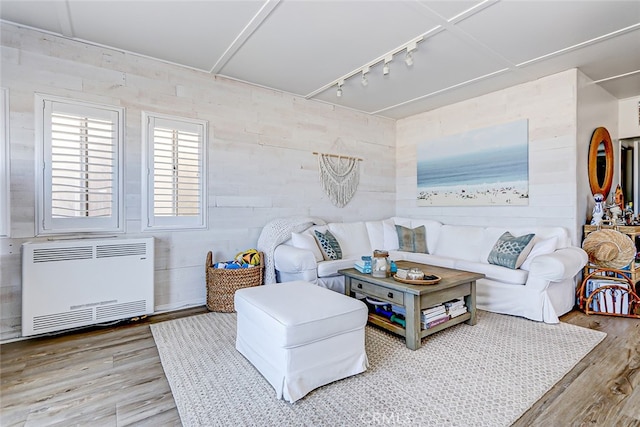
[395,69,619,245]
[0,24,396,341]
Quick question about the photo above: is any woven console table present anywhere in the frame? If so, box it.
[205,251,264,312]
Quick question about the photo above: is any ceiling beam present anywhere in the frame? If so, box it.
[54,0,74,38]
[516,23,640,68]
[209,0,281,74]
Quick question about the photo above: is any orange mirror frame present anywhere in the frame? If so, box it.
[588,127,614,199]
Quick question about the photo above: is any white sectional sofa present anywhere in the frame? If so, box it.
[272,217,588,324]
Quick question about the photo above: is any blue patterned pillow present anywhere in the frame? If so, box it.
[314,230,342,260]
[487,232,535,269]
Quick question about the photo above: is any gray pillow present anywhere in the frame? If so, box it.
[395,225,427,254]
[487,232,535,269]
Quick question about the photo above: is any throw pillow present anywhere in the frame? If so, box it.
[314,230,342,260]
[395,225,427,253]
[291,232,324,262]
[520,236,558,271]
[487,232,535,269]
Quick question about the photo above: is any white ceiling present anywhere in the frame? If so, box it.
[1,0,639,119]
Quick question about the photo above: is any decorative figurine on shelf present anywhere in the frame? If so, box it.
[591,193,605,226]
[614,184,624,212]
[624,202,635,225]
[609,204,623,225]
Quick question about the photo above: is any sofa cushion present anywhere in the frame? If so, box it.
[328,222,371,259]
[395,225,427,253]
[317,258,359,277]
[487,232,535,269]
[433,225,487,262]
[520,236,558,271]
[365,221,384,251]
[455,260,528,285]
[383,218,401,250]
[314,230,342,260]
[291,232,324,262]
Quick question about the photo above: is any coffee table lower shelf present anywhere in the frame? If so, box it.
[367,312,472,339]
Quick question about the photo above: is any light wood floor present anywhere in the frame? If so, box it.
[1,307,638,426]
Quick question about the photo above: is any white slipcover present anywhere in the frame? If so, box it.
[234,281,368,403]
[268,217,588,324]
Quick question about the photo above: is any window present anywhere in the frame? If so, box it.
[36,95,123,234]
[142,112,207,230]
[1,88,9,237]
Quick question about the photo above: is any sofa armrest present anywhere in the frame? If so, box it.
[527,247,588,282]
[274,244,318,274]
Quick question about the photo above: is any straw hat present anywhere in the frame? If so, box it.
[582,229,636,270]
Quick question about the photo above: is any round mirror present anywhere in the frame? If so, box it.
[588,127,614,199]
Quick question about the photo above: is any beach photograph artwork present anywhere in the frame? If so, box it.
[417,119,529,206]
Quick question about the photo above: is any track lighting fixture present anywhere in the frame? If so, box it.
[317,36,424,100]
[405,41,417,67]
[361,67,369,87]
[382,58,391,76]
[405,50,413,66]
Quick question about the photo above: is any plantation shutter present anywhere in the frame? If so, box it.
[144,114,206,229]
[39,97,123,234]
[0,88,8,237]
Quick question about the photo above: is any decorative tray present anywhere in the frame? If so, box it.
[392,274,441,285]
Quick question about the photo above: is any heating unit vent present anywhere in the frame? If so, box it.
[33,246,94,263]
[22,237,154,337]
[97,243,147,258]
[33,309,93,331]
[96,300,147,320]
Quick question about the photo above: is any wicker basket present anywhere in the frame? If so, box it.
[205,251,264,312]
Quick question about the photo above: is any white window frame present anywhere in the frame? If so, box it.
[35,94,124,235]
[142,112,207,231]
[0,88,9,237]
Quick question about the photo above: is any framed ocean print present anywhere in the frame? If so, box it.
[417,119,529,206]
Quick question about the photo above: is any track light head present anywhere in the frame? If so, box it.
[405,50,413,66]
[361,67,369,87]
[336,80,344,97]
[405,41,417,67]
[383,55,392,76]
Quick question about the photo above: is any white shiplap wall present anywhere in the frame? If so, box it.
[395,69,617,245]
[0,24,396,341]
[576,70,620,240]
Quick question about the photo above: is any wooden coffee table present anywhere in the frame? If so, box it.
[339,261,484,350]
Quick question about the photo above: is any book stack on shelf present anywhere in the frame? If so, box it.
[445,298,468,319]
[421,304,449,329]
[388,297,468,330]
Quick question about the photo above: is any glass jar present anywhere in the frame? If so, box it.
[407,267,424,280]
[372,250,390,278]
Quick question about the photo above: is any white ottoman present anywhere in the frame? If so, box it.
[234,280,368,403]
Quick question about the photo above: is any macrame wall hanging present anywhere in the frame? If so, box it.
[314,152,362,208]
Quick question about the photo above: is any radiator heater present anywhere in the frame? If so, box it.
[22,237,154,337]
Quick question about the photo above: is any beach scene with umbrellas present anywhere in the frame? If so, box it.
[417,119,529,206]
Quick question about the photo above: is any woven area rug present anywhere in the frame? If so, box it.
[151,311,605,427]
